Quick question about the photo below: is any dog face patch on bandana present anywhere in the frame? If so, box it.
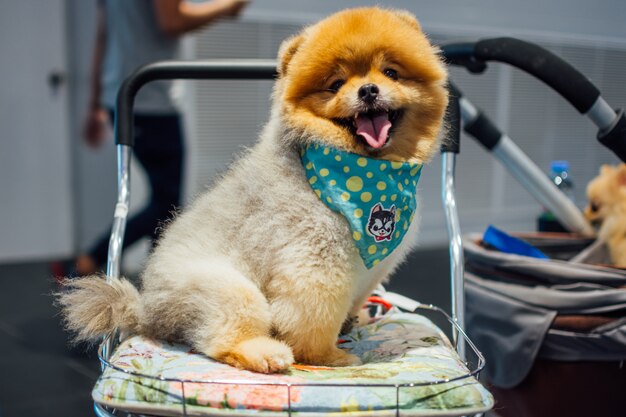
[300,143,423,268]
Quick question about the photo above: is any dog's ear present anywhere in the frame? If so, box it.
[391,9,422,32]
[278,34,304,77]
[390,205,396,215]
[372,203,382,213]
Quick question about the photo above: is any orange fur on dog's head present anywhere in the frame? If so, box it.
[584,163,626,224]
[275,7,448,164]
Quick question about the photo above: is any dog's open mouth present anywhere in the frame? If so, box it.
[335,109,403,149]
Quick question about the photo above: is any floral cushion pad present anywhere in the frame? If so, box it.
[93,311,493,416]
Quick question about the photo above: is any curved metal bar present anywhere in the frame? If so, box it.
[440,84,466,359]
[102,144,132,364]
[441,152,466,360]
[106,145,131,281]
[442,38,624,162]
[417,303,485,371]
[115,60,277,147]
[441,38,602,114]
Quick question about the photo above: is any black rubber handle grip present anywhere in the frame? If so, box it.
[474,38,600,114]
[115,60,277,147]
[441,83,461,153]
[441,42,488,74]
[464,112,503,151]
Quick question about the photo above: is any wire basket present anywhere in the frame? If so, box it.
[93,304,487,417]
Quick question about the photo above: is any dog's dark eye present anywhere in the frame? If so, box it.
[590,202,600,212]
[383,68,398,80]
[328,79,345,93]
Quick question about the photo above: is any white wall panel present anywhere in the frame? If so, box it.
[0,0,73,261]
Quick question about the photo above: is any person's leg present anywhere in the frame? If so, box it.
[122,113,184,246]
[78,112,184,274]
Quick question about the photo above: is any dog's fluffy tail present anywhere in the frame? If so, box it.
[56,275,142,343]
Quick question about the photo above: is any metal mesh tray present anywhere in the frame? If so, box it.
[93,304,488,417]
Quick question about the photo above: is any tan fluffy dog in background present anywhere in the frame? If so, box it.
[585,164,626,266]
[58,8,448,373]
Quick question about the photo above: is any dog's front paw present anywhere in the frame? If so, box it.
[219,336,294,374]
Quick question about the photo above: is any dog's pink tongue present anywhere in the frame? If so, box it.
[356,113,392,148]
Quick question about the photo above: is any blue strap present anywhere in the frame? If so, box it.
[482,225,549,259]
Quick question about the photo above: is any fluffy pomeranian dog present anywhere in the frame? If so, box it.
[585,163,626,266]
[59,7,448,373]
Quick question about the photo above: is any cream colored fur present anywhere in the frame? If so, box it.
[58,8,446,373]
[585,163,626,266]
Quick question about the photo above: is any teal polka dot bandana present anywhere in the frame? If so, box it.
[300,143,423,269]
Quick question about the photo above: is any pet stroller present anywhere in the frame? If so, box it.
[440,38,626,417]
[90,60,492,416]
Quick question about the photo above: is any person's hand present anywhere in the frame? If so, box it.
[218,0,251,18]
[83,106,110,148]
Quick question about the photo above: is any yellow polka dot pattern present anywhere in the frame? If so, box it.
[300,143,423,269]
[346,176,363,192]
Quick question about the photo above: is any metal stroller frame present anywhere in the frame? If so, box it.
[93,60,486,417]
[437,37,626,417]
[440,37,626,234]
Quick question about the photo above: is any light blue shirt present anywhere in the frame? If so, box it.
[101,0,179,113]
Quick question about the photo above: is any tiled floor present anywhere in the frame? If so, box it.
[0,261,100,417]
[0,247,454,417]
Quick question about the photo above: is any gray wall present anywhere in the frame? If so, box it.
[245,0,626,42]
[7,0,624,263]
[0,1,74,262]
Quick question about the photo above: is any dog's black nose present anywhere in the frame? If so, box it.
[358,83,379,104]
